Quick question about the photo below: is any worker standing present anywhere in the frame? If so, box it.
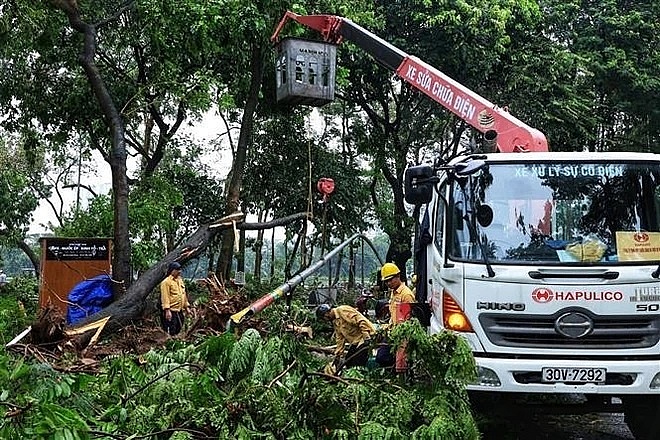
[381,263,415,327]
[160,261,189,336]
[377,262,415,372]
[316,303,375,373]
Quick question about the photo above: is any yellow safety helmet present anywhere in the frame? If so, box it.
[381,262,400,281]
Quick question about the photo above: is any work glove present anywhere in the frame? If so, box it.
[324,354,343,375]
[324,362,337,375]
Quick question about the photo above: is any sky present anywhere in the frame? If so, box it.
[29,109,232,235]
[28,108,326,236]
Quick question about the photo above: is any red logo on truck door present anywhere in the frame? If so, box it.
[531,287,624,303]
[532,288,554,303]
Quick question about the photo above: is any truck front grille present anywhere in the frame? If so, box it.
[479,310,660,349]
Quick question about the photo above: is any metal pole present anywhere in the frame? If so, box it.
[228,233,383,331]
[361,240,364,286]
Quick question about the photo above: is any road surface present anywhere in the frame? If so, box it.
[480,412,634,440]
[475,394,635,440]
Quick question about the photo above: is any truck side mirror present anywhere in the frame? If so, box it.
[405,165,434,205]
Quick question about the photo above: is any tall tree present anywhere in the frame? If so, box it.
[334,0,548,274]
[215,40,268,281]
[1,0,247,286]
[40,0,133,286]
[539,0,660,152]
[212,0,378,280]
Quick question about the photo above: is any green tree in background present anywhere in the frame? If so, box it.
[0,132,40,262]
[243,110,372,279]
[333,0,549,275]
[541,0,660,152]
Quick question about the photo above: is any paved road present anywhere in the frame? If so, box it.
[474,394,635,440]
[479,412,634,440]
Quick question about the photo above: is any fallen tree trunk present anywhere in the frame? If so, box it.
[70,212,310,334]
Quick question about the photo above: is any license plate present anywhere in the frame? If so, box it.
[541,367,606,383]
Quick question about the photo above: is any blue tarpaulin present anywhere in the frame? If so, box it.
[66,274,114,324]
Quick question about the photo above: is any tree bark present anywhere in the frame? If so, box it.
[253,209,265,282]
[52,1,133,288]
[379,156,413,284]
[333,247,344,286]
[348,244,355,289]
[237,228,245,274]
[217,42,265,281]
[270,227,275,280]
[285,225,306,280]
[18,240,40,277]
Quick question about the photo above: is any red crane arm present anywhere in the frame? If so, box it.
[271,11,549,153]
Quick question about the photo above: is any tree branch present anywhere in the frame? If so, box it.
[211,212,311,231]
[63,183,98,198]
[70,212,312,333]
[94,1,134,28]
[267,360,297,388]
[308,371,352,385]
[122,363,203,404]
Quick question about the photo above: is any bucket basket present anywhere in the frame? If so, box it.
[275,38,337,107]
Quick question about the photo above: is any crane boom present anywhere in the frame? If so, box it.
[272,11,548,153]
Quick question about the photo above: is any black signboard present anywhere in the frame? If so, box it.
[45,238,110,261]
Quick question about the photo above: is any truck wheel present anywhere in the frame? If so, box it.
[623,395,660,440]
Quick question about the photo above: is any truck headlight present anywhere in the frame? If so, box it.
[651,372,660,389]
[475,366,501,387]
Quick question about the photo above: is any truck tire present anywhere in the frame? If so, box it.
[623,395,660,440]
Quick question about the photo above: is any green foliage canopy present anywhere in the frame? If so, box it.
[0,315,478,439]
[0,134,40,244]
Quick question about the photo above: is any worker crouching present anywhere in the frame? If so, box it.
[316,304,375,374]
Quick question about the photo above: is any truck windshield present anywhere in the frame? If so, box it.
[449,162,660,265]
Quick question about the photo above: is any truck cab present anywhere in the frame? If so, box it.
[408,151,660,439]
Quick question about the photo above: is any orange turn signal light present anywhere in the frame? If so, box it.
[443,290,474,332]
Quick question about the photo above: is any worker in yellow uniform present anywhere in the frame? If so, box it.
[316,303,375,373]
[376,262,415,371]
[160,261,189,336]
[381,262,415,326]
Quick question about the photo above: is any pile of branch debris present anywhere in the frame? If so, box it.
[6,273,256,373]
